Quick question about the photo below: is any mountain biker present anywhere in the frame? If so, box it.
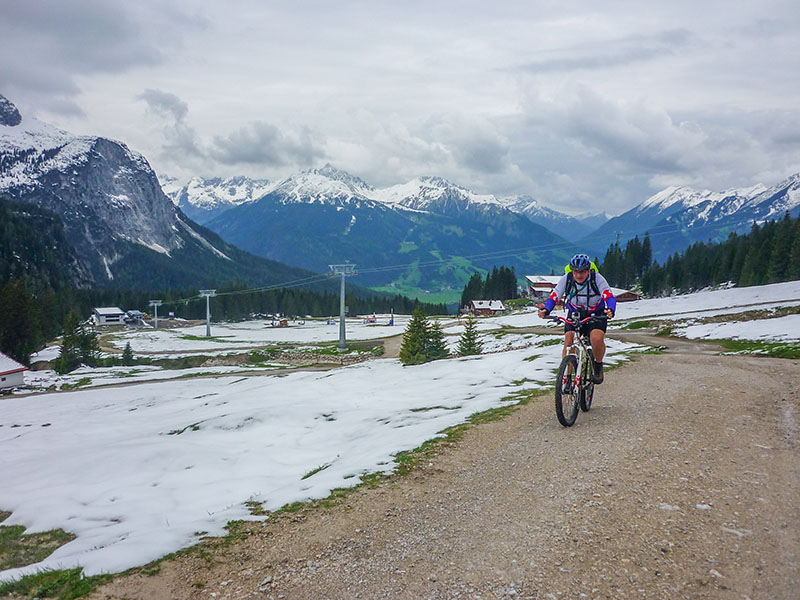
[538,254,617,383]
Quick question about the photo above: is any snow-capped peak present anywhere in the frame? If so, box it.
[372,175,500,208]
[268,164,374,203]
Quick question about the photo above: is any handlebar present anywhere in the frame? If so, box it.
[544,314,607,327]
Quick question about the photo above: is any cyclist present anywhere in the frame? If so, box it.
[538,254,617,383]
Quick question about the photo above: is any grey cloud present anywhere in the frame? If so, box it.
[138,89,189,123]
[0,0,201,115]
[426,115,512,175]
[516,29,693,74]
[210,122,325,167]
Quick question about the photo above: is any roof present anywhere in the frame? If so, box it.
[0,351,28,375]
[471,300,506,310]
[94,307,125,315]
[525,275,562,285]
[611,287,641,297]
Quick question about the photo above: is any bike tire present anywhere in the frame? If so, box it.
[580,381,594,412]
[580,349,594,412]
[555,354,580,427]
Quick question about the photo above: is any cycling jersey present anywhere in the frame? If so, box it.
[543,272,617,315]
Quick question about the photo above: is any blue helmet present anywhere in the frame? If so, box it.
[570,253,591,271]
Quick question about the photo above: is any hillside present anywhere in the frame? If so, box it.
[206,166,576,296]
[0,95,331,292]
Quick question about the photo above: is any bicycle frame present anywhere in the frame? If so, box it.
[546,313,597,394]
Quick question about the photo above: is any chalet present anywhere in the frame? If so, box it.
[526,275,641,303]
[525,275,561,301]
[0,351,27,390]
[470,300,506,315]
[611,288,642,302]
[93,307,125,326]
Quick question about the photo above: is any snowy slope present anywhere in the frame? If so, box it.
[0,337,636,580]
[165,176,273,223]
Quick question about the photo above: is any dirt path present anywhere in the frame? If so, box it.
[89,340,799,600]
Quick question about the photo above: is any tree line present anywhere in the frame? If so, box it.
[0,279,447,366]
[460,265,519,308]
[598,233,652,289]
[598,213,800,295]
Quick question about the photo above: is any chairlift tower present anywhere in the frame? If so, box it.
[329,263,356,350]
[149,300,163,329]
[199,290,217,337]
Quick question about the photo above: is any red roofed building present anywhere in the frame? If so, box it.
[0,351,27,390]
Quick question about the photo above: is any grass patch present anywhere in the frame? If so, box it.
[625,320,653,329]
[0,524,76,572]
[0,567,113,600]
[537,338,562,347]
[180,334,235,343]
[167,423,201,435]
[654,326,675,337]
[301,463,331,480]
[60,377,91,390]
[717,339,800,359]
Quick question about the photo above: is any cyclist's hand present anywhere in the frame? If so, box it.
[605,308,615,319]
[538,308,549,319]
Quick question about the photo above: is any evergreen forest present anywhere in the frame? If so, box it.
[459,265,519,308]
[599,213,800,295]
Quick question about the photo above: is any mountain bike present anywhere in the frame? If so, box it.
[545,313,603,427]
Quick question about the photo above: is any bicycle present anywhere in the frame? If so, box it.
[545,313,604,427]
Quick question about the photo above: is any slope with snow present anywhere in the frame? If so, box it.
[0,337,638,580]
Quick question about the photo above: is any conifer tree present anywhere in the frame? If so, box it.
[425,320,449,360]
[122,342,134,366]
[457,315,483,356]
[399,307,430,365]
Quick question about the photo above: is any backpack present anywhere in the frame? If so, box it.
[564,261,601,303]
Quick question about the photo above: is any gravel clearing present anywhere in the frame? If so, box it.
[88,338,799,600]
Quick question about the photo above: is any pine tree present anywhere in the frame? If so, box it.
[457,315,483,356]
[425,320,449,360]
[399,308,430,365]
[122,342,134,366]
[54,311,82,374]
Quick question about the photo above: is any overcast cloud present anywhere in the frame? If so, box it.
[2,0,800,214]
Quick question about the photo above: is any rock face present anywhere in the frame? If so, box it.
[0,95,314,289]
[0,95,21,126]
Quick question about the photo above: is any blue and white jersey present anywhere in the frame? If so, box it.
[544,272,617,314]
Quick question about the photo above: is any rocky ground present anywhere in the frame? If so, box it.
[86,335,799,600]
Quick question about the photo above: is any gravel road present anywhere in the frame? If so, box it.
[89,337,799,600]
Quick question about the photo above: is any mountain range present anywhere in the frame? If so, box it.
[0,95,327,291]
[4,90,798,299]
[199,166,578,295]
[584,177,800,261]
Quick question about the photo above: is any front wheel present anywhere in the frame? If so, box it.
[555,354,580,426]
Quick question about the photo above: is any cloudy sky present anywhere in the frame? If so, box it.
[2,0,799,215]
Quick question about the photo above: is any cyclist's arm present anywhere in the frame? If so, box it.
[595,273,617,316]
[542,275,568,314]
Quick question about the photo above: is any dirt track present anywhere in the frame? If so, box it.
[89,337,799,600]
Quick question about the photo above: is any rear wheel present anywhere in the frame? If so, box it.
[580,349,594,412]
[580,381,594,412]
[555,354,579,426]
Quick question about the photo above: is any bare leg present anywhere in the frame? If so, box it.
[590,329,606,362]
[563,331,576,358]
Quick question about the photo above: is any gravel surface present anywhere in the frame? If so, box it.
[88,338,799,600]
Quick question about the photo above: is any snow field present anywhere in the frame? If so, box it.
[677,313,800,342]
[112,315,411,352]
[0,337,638,581]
